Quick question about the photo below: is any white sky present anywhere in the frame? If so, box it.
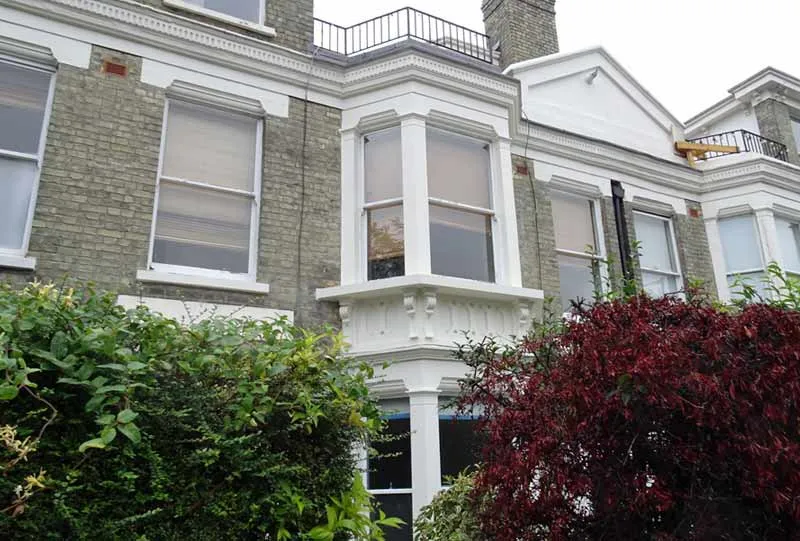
[314,0,800,122]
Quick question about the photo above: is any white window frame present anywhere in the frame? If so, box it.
[551,189,607,307]
[358,122,501,284]
[147,98,263,281]
[0,55,57,262]
[718,213,767,293]
[632,211,683,296]
[164,0,266,26]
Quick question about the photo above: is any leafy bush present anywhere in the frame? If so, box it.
[459,292,800,540]
[0,282,399,540]
[413,471,485,541]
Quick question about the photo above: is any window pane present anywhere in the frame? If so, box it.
[440,418,482,484]
[154,182,251,273]
[0,157,36,250]
[634,213,676,273]
[642,271,679,297]
[162,102,257,192]
[368,417,411,490]
[551,192,597,253]
[793,118,800,153]
[184,0,260,21]
[365,128,402,203]
[373,494,412,541]
[430,204,494,282]
[427,128,491,209]
[558,253,599,312]
[718,215,762,272]
[368,205,404,280]
[775,217,800,272]
[727,272,769,299]
[0,62,51,155]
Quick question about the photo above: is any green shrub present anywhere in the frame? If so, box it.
[0,281,399,540]
[414,471,485,541]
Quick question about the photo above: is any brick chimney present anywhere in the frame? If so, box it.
[482,0,559,69]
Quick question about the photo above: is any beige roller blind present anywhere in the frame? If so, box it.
[551,193,597,254]
[162,102,257,192]
[427,128,491,209]
[364,127,402,203]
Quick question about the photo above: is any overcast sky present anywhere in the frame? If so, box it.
[314,0,800,122]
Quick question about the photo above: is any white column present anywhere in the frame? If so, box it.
[401,116,431,275]
[495,139,522,287]
[704,217,731,301]
[755,208,781,268]
[340,129,360,284]
[408,389,441,519]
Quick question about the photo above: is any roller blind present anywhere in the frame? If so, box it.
[551,193,597,254]
[719,215,762,273]
[162,102,257,192]
[634,213,676,273]
[776,217,800,272]
[184,0,261,22]
[427,128,491,209]
[0,61,51,155]
[364,127,402,203]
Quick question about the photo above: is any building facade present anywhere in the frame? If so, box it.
[1,0,800,538]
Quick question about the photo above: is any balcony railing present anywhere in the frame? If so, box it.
[313,8,493,64]
[685,130,789,162]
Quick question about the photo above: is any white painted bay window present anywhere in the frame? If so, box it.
[718,215,767,295]
[633,211,682,296]
[0,58,55,261]
[551,191,603,312]
[426,128,495,282]
[150,100,262,279]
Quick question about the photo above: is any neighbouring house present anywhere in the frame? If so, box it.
[1,0,799,538]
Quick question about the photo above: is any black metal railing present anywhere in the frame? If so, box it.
[686,130,789,162]
[314,8,493,63]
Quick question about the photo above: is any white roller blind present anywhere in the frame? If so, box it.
[364,127,402,203]
[0,158,36,250]
[551,193,596,254]
[776,217,800,272]
[185,0,260,22]
[0,61,51,155]
[427,128,491,209]
[719,215,762,273]
[634,213,676,273]
[162,102,257,192]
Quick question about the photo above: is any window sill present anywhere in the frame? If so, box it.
[0,254,37,271]
[316,274,544,303]
[162,0,277,38]
[136,270,270,294]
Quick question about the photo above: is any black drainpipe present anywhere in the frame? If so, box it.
[611,180,633,282]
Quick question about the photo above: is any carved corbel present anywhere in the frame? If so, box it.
[423,290,438,339]
[404,292,418,340]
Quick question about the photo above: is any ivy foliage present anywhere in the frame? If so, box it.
[0,281,400,540]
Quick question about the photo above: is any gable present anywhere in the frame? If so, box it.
[508,48,683,161]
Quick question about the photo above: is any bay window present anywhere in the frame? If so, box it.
[633,212,682,296]
[150,100,262,278]
[718,215,766,295]
[551,191,603,312]
[0,59,54,257]
[426,129,495,282]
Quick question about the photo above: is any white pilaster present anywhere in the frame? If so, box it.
[401,116,431,275]
[495,139,522,286]
[755,208,781,268]
[340,129,359,284]
[408,389,441,519]
[704,217,731,301]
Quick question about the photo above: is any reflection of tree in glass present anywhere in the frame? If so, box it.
[369,214,404,280]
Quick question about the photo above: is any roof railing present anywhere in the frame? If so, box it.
[313,8,493,63]
[685,129,789,162]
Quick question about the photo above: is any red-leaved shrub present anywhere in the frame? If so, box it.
[460,295,800,540]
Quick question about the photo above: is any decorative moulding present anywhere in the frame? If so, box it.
[136,269,270,294]
[548,175,604,198]
[631,195,675,217]
[166,80,265,116]
[0,35,57,67]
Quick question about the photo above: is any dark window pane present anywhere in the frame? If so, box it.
[368,205,404,280]
[186,0,260,22]
[373,493,412,541]
[430,204,494,282]
[558,253,599,313]
[439,418,482,483]
[0,61,51,155]
[368,417,411,490]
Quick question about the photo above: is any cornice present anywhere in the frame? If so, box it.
[699,156,800,193]
[2,0,519,111]
[514,121,702,193]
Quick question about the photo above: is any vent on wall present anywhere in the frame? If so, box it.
[102,59,128,77]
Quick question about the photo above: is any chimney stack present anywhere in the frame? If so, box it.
[482,0,559,69]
